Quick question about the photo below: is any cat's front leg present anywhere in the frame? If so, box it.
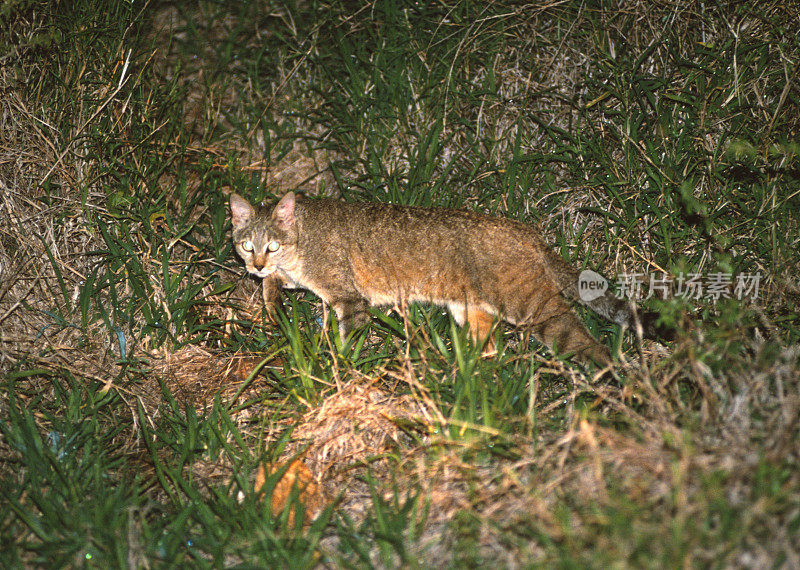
[260,274,284,323]
[331,298,370,343]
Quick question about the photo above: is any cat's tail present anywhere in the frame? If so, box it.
[584,290,675,341]
[546,249,675,341]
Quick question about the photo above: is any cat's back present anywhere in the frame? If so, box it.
[297,197,544,250]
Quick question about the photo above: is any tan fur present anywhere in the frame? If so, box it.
[230,192,667,366]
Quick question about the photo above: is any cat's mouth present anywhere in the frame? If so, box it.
[249,266,276,278]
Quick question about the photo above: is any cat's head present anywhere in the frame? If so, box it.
[230,192,299,278]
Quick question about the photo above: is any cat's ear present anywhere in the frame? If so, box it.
[272,192,297,230]
[230,194,255,228]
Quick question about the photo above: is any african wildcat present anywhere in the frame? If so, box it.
[230,192,668,365]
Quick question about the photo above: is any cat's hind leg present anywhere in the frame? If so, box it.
[525,292,612,366]
[448,302,497,356]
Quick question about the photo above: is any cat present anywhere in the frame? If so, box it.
[230,192,670,366]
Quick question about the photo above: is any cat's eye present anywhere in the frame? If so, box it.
[267,240,280,252]
[241,240,254,252]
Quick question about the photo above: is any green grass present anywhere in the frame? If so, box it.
[1,0,799,566]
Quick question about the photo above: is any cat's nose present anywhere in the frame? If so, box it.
[253,255,266,270]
